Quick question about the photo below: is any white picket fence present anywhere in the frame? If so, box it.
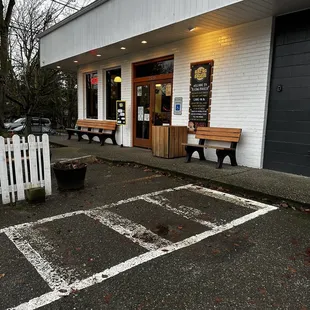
[0,134,52,205]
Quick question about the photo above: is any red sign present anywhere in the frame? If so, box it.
[91,77,98,85]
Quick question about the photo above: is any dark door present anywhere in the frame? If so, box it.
[264,9,310,176]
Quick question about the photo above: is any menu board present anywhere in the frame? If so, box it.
[189,61,212,130]
[116,100,126,125]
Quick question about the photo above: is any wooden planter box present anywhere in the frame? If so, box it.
[152,126,187,158]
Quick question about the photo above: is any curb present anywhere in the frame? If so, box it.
[95,156,307,211]
[49,140,309,211]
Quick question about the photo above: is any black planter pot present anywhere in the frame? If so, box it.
[53,165,87,191]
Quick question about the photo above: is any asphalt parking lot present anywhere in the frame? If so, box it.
[0,163,309,309]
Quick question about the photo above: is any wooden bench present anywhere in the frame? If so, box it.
[183,127,242,169]
[66,119,118,146]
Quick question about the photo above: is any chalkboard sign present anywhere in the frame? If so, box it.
[189,61,212,130]
[116,100,126,125]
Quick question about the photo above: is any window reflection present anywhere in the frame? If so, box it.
[154,83,172,126]
[106,68,121,120]
[86,72,98,119]
[135,59,174,78]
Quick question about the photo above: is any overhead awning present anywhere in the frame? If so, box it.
[39,0,310,70]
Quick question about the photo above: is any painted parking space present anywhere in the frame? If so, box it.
[1,184,278,310]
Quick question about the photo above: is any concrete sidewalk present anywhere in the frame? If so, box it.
[50,135,310,206]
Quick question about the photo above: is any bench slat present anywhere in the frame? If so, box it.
[197,127,242,134]
[196,135,240,142]
[76,119,117,130]
[181,143,233,150]
[195,127,242,142]
[197,131,241,137]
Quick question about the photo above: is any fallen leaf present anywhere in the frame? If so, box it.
[104,293,112,304]
[0,274,5,279]
[234,243,240,247]
[247,300,256,305]
[288,266,297,273]
[291,238,299,245]
[215,297,222,303]
[177,225,183,230]
[280,202,289,208]
[259,288,267,295]
[212,249,221,255]
[71,288,79,294]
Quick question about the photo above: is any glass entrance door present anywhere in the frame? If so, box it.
[133,80,173,148]
[134,83,151,148]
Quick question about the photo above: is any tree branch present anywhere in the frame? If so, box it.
[6,93,24,108]
[5,0,15,26]
[0,1,4,23]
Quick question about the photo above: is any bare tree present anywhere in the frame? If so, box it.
[1,0,93,133]
[7,0,80,134]
[0,0,15,129]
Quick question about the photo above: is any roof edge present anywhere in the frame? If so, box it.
[38,0,110,39]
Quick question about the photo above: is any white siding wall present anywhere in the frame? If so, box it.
[78,17,273,168]
[40,0,243,66]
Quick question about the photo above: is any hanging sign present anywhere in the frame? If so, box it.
[189,61,212,129]
[116,100,126,125]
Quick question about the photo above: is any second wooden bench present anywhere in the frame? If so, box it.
[66,119,118,146]
[183,127,242,169]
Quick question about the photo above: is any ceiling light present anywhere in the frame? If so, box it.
[73,60,78,63]
[188,26,196,32]
[120,47,126,50]
[114,76,122,83]
[56,66,61,69]
[96,54,102,57]
[141,40,147,44]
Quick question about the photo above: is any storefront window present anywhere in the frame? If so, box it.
[85,72,98,119]
[135,59,174,78]
[106,68,121,120]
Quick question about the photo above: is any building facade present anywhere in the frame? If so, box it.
[39,0,310,176]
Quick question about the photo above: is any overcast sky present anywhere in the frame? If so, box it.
[68,0,96,10]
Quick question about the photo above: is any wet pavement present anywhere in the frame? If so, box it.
[0,163,309,309]
[50,135,310,206]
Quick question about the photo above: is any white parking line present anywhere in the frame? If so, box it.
[4,184,278,310]
[142,195,218,229]
[187,185,270,210]
[5,228,68,291]
[0,185,190,236]
[9,204,277,310]
[86,209,172,251]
